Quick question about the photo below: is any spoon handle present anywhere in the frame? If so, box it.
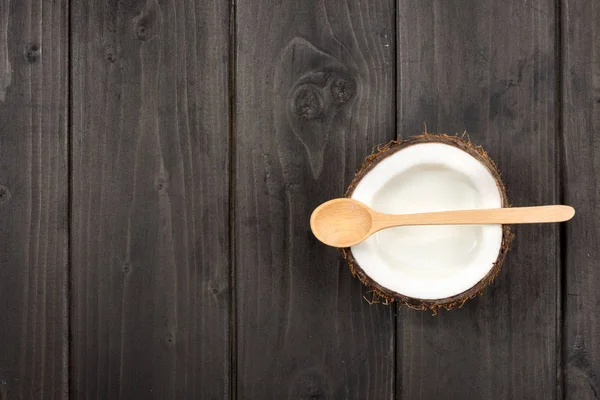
[372,205,575,232]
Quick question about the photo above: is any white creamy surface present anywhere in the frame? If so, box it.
[350,143,503,300]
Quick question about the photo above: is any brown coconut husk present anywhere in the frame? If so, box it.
[342,133,513,313]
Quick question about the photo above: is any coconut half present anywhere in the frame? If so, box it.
[343,134,512,311]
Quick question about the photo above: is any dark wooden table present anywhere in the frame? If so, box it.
[0,1,598,399]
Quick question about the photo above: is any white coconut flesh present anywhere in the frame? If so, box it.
[350,143,503,300]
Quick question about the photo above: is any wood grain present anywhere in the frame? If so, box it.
[562,1,600,398]
[71,1,231,398]
[0,1,69,399]
[3,1,599,397]
[235,0,396,398]
[396,1,559,399]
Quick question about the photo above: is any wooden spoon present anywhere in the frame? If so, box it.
[310,198,575,248]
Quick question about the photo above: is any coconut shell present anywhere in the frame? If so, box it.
[342,133,513,313]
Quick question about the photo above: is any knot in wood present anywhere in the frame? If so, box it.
[292,84,324,120]
[330,75,355,105]
[106,48,116,63]
[207,281,222,295]
[164,332,176,347]
[154,177,167,191]
[0,185,10,204]
[134,22,151,41]
[24,43,40,63]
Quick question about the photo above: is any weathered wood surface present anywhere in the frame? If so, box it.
[562,1,600,398]
[235,0,396,398]
[0,0,599,398]
[71,1,231,398]
[397,1,560,399]
[0,1,69,399]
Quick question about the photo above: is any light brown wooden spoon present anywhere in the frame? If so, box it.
[310,198,575,248]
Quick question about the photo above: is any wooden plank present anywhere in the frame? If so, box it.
[0,1,69,399]
[71,1,231,398]
[562,1,600,398]
[396,1,559,399]
[235,1,396,398]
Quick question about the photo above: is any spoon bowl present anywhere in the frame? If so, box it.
[310,198,373,247]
